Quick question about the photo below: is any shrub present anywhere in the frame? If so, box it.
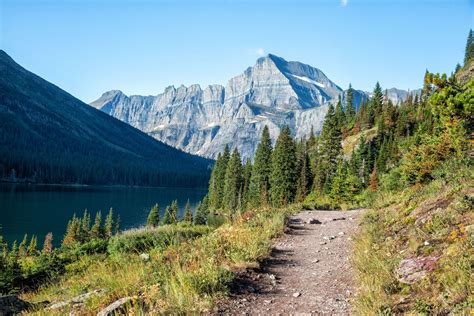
[107,225,212,255]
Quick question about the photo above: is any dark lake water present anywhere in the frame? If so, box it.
[0,184,207,246]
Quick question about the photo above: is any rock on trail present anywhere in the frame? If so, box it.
[214,209,363,315]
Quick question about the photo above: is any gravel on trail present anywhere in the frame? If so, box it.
[214,209,363,315]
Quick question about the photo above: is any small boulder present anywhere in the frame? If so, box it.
[139,253,150,261]
[396,256,439,284]
[48,289,104,310]
[292,292,301,298]
[97,297,135,316]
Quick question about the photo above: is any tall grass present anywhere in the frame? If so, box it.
[353,163,473,314]
[25,205,298,314]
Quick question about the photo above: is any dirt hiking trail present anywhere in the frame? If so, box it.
[215,209,363,315]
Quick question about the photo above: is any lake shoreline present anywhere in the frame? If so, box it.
[0,180,209,190]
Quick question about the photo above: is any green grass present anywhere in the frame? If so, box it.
[353,163,473,315]
[24,205,298,314]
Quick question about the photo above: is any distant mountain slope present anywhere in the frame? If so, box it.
[91,54,415,160]
[0,50,212,186]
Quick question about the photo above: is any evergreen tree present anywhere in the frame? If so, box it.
[295,144,313,202]
[248,126,273,207]
[464,29,474,65]
[270,126,297,206]
[208,146,230,210]
[313,104,343,192]
[335,98,346,132]
[104,208,114,239]
[18,234,27,257]
[170,200,179,222]
[242,159,252,208]
[329,160,348,207]
[42,232,53,254]
[146,204,160,227]
[346,84,356,127]
[307,126,316,148]
[81,209,91,240]
[62,214,80,246]
[455,63,462,74]
[162,200,178,224]
[194,196,209,225]
[223,148,243,212]
[10,240,18,258]
[90,211,102,239]
[27,235,37,255]
[370,82,384,127]
[184,200,193,223]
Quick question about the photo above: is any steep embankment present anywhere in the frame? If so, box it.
[354,166,473,314]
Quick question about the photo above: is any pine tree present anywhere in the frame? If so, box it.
[335,98,346,132]
[345,169,361,201]
[42,232,53,254]
[62,214,80,246]
[329,159,348,208]
[90,211,102,239]
[10,240,18,258]
[241,159,252,208]
[223,148,243,212]
[346,84,356,127]
[307,126,316,148]
[162,200,178,224]
[194,196,209,225]
[18,234,27,257]
[146,204,160,227]
[270,126,297,206]
[248,126,273,208]
[104,208,114,239]
[81,209,91,241]
[455,63,462,74]
[184,200,193,223]
[370,82,384,127]
[208,146,230,210]
[295,144,312,202]
[27,235,37,255]
[314,104,343,192]
[464,29,474,65]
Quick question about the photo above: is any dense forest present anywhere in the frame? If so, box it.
[0,50,212,187]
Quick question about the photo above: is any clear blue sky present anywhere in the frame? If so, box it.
[1,0,472,102]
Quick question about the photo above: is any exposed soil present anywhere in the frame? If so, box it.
[214,209,363,315]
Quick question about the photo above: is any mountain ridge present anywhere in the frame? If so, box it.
[0,50,212,186]
[92,54,418,159]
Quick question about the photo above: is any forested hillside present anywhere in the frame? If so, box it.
[0,50,211,187]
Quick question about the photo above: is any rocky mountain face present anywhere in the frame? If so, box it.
[91,54,412,160]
